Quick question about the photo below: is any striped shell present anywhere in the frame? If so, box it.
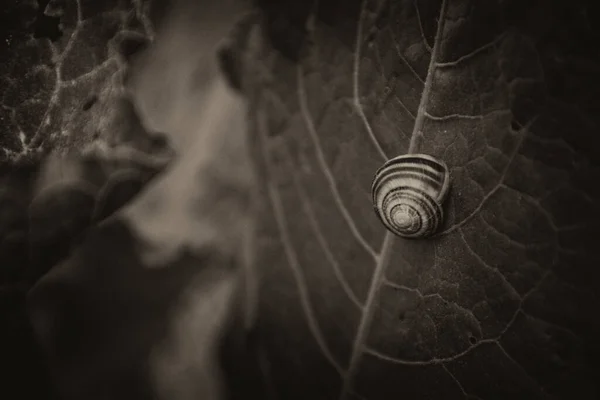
[371,154,450,239]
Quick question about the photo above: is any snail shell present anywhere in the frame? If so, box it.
[371,154,450,239]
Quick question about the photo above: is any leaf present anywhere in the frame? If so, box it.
[25,81,253,400]
[0,0,169,284]
[0,0,174,284]
[0,0,158,161]
[0,98,173,281]
[0,1,169,396]
[0,103,172,398]
[236,0,600,398]
[26,1,257,399]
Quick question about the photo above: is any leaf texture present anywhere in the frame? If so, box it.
[238,0,600,398]
[0,0,157,161]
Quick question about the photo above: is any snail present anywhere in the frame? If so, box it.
[371,154,450,239]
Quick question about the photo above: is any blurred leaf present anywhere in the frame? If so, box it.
[27,77,255,400]
[26,1,257,400]
[0,0,171,282]
[0,1,167,397]
[237,0,600,398]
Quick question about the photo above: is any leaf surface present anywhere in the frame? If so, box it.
[238,0,600,398]
[0,0,157,160]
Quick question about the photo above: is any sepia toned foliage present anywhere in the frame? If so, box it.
[1,0,598,399]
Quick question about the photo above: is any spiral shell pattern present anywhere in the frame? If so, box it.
[371,154,450,239]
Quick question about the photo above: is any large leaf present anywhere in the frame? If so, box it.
[0,0,170,397]
[0,0,174,281]
[25,1,256,399]
[237,0,600,398]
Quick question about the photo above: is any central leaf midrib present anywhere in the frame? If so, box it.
[339,0,448,398]
[408,0,447,153]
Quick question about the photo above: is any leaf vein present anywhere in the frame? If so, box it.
[495,341,547,392]
[413,0,433,53]
[258,108,345,376]
[458,227,521,299]
[297,65,378,259]
[382,278,482,332]
[339,231,394,399]
[436,32,508,69]
[267,182,345,375]
[438,116,538,236]
[281,142,364,309]
[389,29,426,84]
[393,96,417,120]
[408,0,448,153]
[425,109,510,121]
[30,0,84,148]
[363,337,501,366]
[352,1,388,161]
[441,363,477,400]
[62,58,118,87]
